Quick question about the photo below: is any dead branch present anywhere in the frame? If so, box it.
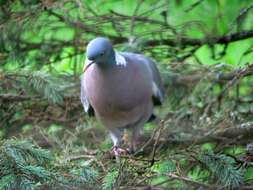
[0,93,41,101]
[163,63,253,87]
[165,123,253,146]
[138,122,253,154]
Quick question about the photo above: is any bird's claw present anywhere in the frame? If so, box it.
[113,146,129,157]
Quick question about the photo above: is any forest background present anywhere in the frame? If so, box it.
[0,0,253,189]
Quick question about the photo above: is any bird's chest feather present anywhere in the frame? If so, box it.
[84,64,152,116]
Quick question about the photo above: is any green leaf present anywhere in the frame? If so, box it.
[200,151,243,189]
[0,174,16,190]
[28,71,63,104]
[244,167,253,181]
[102,169,118,190]
[152,160,176,174]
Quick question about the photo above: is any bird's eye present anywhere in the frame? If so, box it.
[100,51,105,56]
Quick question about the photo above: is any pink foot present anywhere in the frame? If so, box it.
[113,146,129,157]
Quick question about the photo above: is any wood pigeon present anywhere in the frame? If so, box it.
[80,37,164,156]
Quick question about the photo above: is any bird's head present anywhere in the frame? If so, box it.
[84,37,115,72]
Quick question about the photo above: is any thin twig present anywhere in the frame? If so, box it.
[149,120,165,166]
[154,173,213,189]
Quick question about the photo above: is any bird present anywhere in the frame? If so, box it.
[80,37,164,156]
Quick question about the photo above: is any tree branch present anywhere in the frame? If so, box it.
[163,63,253,87]
[145,30,253,46]
[140,122,253,153]
[0,94,41,101]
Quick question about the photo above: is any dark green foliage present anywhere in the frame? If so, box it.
[200,151,243,189]
[0,140,98,190]
[101,169,119,190]
[0,139,52,190]
[28,71,63,104]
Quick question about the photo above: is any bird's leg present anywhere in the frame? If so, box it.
[108,128,128,157]
[130,124,143,153]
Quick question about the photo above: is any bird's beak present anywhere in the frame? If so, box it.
[83,60,95,73]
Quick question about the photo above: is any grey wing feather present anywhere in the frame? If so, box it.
[80,74,94,115]
[147,58,164,104]
[136,54,164,105]
[121,52,164,105]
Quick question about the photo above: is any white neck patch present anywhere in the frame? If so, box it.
[115,51,127,67]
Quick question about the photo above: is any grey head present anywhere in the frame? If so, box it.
[86,37,116,67]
